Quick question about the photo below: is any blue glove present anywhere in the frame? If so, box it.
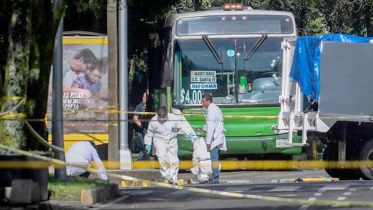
[145,145,152,152]
[189,134,196,142]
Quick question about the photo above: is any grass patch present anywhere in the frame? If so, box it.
[48,176,109,201]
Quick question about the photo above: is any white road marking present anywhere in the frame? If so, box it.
[308,197,317,201]
[319,185,349,191]
[280,194,298,197]
[337,197,346,200]
[269,186,301,192]
[343,192,352,195]
[91,194,129,210]
[224,187,250,192]
[314,192,322,196]
[349,188,357,191]
[370,186,373,190]
[299,205,310,209]
[225,180,251,184]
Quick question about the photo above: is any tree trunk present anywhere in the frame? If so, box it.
[25,0,66,151]
[0,1,31,154]
[107,0,119,167]
[0,0,67,154]
[128,56,136,95]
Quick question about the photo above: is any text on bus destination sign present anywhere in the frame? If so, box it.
[191,76,217,83]
[190,83,217,89]
[190,70,216,77]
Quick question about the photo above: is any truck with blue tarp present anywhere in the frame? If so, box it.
[277,34,373,180]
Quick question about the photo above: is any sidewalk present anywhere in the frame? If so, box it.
[40,200,89,210]
[89,168,162,184]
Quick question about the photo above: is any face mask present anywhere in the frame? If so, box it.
[158,116,167,124]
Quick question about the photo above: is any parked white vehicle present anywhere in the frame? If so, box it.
[277,35,373,180]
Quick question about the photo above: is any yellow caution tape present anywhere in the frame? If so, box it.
[2,96,25,100]
[0,113,26,119]
[1,160,373,170]
[1,143,373,207]
[293,178,340,182]
[45,106,278,119]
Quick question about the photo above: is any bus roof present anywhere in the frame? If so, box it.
[165,9,295,27]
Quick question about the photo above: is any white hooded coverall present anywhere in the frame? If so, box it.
[190,137,212,182]
[173,112,212,183]
[144,113,193,182]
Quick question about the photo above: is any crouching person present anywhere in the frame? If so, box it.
[190,137,212,184]
[66,141,107,180]
[144,106,194,184]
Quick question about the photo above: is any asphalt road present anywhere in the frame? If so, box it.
[90,169,373,210]
[178,169,330,184]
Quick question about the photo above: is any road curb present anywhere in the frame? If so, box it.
[80,183,119,205]
[272,177,340,183]
[38,184,119,210]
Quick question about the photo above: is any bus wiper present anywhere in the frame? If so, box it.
[244,34,267,61]
[202,35,223,64]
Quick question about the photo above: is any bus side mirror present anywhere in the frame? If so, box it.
[161,43,174,88]
[162,60,173,87]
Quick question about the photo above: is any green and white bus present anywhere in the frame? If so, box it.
[149,3,304,159]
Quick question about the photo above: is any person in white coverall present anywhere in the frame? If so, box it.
[144,106,195,184]
[65,141,107,180]
[189,136,212,184]
[202,93,227,184]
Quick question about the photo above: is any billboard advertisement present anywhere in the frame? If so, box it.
[47,36,109,151]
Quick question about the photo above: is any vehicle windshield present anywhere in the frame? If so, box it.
[173,37,283,105]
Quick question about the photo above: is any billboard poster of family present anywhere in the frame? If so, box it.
[47,36,109,135]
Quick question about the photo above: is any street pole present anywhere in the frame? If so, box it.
[118,0,132,169]
[52,0,67,179]
[107,0,119,168]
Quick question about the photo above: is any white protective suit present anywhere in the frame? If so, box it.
[172,109,213,183]
[144,113,194,182]
[189,137,212,183]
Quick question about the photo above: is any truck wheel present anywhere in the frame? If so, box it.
[323,142,360,180]
[323,143,339,178]
[357,140,373,180]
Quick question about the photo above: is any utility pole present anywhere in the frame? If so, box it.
[107,0,119,168]
[118,0,132,169]
[52,0,67,179]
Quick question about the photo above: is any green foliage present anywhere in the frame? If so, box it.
[0,0,67,152]
[307,17,327,35]
[245,0,373,36]
[69,0,106,16]
[0,1,32,152]
[48,176,109,201]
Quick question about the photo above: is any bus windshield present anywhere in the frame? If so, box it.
[177,15,294,35]
[173,37,283,105]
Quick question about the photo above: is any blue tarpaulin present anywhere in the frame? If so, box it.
[290,34,373,102]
